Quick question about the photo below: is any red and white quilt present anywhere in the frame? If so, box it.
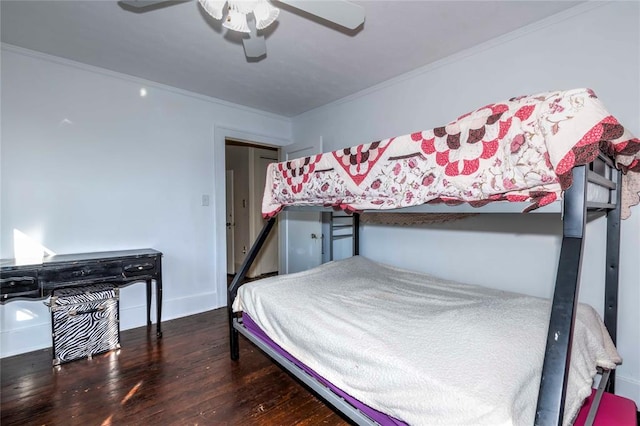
[262,88,640,218]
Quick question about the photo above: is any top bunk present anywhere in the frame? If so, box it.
[263,88,640,219]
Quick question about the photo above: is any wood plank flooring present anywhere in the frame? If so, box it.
[1,308,348,425]
[5,308,638,425]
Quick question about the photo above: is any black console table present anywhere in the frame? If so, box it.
[0,248,163,337]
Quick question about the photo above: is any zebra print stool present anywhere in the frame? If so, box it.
[48,284,120,365]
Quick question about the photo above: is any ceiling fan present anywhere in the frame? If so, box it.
[119,0,365,60]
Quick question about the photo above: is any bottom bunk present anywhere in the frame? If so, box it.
[231,256,622,426]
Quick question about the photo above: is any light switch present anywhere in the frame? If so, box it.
[202,194,210,206]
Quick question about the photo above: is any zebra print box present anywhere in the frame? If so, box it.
[49,284,120,366]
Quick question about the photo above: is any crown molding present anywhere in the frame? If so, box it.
[1,43,291,124]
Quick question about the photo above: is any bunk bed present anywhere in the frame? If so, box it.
[227,88,640,426]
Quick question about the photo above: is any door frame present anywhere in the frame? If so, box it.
[226,169,235,274]
[214,125,289,307]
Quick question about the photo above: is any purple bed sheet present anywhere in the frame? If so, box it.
[242,313,407,426]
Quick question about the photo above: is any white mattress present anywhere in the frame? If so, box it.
[233,256,620,426]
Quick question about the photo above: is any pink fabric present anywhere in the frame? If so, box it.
[263,88,640,218]
[574,389,638,425]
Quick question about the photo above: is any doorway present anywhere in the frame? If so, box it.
[225,139,279,278]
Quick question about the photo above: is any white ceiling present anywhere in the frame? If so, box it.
[1,0,583,117]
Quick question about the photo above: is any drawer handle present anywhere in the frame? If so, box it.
[68,304,106,316]
[1,277,37,286]
[123,262,154,273]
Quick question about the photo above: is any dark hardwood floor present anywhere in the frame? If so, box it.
[1,308,347,425]
[4,307,639,425]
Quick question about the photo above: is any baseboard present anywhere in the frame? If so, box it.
[616,375,640,408]
[0,291,219,359]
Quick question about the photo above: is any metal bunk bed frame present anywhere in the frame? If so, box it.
[227,153,622,426]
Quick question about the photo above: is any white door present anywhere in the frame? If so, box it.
[225,170,235,274]
[282,138,323,274]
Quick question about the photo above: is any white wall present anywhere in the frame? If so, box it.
[0,45,291,357]
[292,2,640,403]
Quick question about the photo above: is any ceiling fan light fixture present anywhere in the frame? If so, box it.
[223,8,251,33]
[198,0,226,20]
[254,0,279,30]
[232,0,259,15]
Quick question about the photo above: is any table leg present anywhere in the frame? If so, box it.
[146,279,152,327]
[156,279,163,338]
[156,256,163,338]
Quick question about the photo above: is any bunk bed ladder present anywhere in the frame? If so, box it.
[228,217,277,361]
[535,165,588,426]
[603,168,622,392]
[325,212,360,260]
[535,163,621,425]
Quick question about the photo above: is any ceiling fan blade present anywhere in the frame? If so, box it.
[120,1,171,7]
[119,1,191,11]
[278,0,365,30]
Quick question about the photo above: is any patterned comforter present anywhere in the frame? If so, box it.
[262,88,640,218]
